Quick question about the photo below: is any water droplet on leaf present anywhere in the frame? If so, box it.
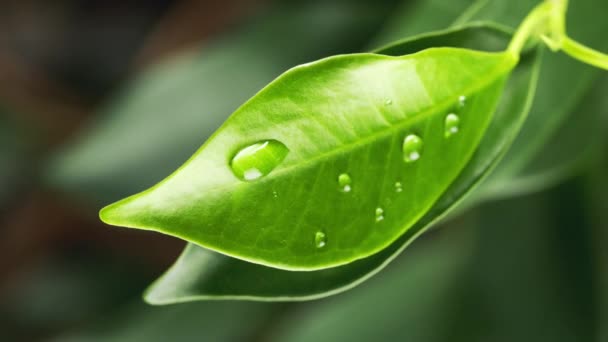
[314,231,327,248]
[458,95,466,108]
[402,134,423,163]
[338,173,352,192]
[385,99,393,105]
[444,113,460,138]
[375,207,384,222]
[230,140,289,181]
[394,182,403,193]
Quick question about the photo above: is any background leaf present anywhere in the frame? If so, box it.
[371,0,480,46]
[59,300,280,342]
[480,75,608,198]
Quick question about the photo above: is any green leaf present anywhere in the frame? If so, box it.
[45,0,396,204]
[371,0,482,46]
[480,75,608,198]
[143,24,540,303]
[100,31,517,270]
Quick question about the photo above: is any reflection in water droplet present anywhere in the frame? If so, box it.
[458,95,466,108]
[402,134,423,163]
[338,173,352,193]
[444,113,460,138]
[375,207,384,222]
[314,231,326,248]
[385,99,393,105]
[244,169,263,181]
[230,140,289,181]
[394,182,403,193]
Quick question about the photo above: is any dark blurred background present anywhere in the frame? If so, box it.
[1,0,607,341]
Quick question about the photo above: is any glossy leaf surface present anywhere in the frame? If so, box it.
[144,24,540,303]
[101,44,516,270]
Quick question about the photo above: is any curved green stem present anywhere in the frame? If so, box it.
[561,37,608,70]
[508,0,608,71]
[507,2,552,57]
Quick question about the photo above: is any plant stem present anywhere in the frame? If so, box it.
[507,1,553,57]
[561,37,608,70]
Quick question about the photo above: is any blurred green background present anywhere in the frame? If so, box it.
[1,0,606,341]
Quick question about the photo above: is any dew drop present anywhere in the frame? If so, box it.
[385,98,393,105]
[314,231,327,248]
[272,191,278,198]
[394,182,403,193]
[375,207,385,222]
[458,95,467,108]
[338,173,352,192]
[444,113,460,138]
[230,140,289,181]
[402,134,423,163]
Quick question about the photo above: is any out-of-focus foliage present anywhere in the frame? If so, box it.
[59,300,279,342]
[483,75,608,198]
[0,112,27,207]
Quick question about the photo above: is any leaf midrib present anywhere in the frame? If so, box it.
[266,55,515,183]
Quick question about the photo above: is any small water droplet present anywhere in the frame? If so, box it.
[385,98,393,105]
[394,182,403,193]
[272,191,278,198]
[458,95,466,108]
[314,231,326,248]
[338,173,352,192]
[402,134,423,163]
[230,140,289,181]
[444,113,460,138]
[375,207,385,222]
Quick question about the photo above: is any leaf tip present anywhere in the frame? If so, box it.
[99,199,132,227]
[142,280,181,306]
[142,287,165,306]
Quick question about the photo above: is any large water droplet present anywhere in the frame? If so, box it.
[338,173,352,193]
[394,182,403,193]
[230,140,289,181]
[314,231,327,248]
[402,134,423,163]
[375,207,385,222]
[444,113,460,138]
